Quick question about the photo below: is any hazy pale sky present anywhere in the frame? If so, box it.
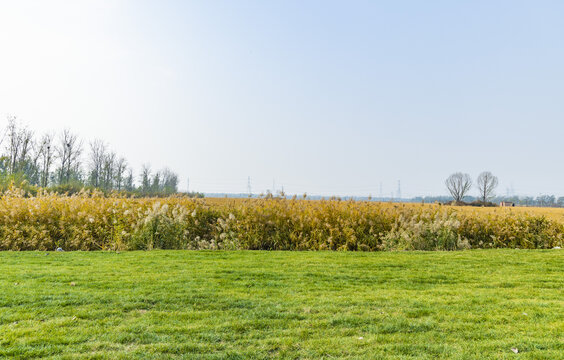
[1,0,563,197]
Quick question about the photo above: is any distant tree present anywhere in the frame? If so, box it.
[161,168,178,194]
[476,171,498,204]
[516,196,533,207]
[88,141,130,192]
[23,141,41,186]
[151,171,161,193]
[100,151,116,190]
[537,194,555,207]
[5,117,34,176]
[38,133,55,187]
[114,157,127,191]
[5,117,22,175]
[56,129,82,184]
[0,118,182,196]
[445,173,472,203]
[87,139,106,188]
[140,164,151,193]
[124,169,135,192]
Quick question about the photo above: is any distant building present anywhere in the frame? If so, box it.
[500,201,515,207]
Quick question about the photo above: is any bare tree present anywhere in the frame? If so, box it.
[56,130,82,184]
[88,139,106,188]
[476,171,498,204]
[17,129,34,174]
[5,117,21,174]
[5,117,34,175]
[38,133,54,187]
[27,141,42,185]
[445,173,472,203]
[114,157,127,191]
[101,151,116,190]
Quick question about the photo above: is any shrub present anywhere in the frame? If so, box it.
[381,210,467,251]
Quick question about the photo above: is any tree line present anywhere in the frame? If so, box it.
[443,171,564,207]
[0,116,189,196]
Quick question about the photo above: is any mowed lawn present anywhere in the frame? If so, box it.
[0,251,562,359]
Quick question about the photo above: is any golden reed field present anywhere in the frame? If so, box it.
[458,204,564,223]
[0,189,563,251]
[210,197,564,223]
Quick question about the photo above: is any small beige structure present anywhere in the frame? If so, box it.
[500,201,515,207]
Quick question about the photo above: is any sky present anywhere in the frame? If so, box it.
[0,0,563,197]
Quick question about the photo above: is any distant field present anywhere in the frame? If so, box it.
[455,205,564,224]
[205,197,564,223]
[1,250,562,359]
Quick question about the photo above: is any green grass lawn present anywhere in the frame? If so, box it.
[0,250,562,359]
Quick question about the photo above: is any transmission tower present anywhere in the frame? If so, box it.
[247,176,252,196]
[397,180,401,200]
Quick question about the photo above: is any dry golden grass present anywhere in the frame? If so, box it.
[457,205,564,224]
[206,197,564,224]
[0,191,562,251]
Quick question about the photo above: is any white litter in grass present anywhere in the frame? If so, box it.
[511,348,519,354]
[553,246,561,249]
[522,312,528,316]
[358,337,364,340]
[56,247,64,252]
